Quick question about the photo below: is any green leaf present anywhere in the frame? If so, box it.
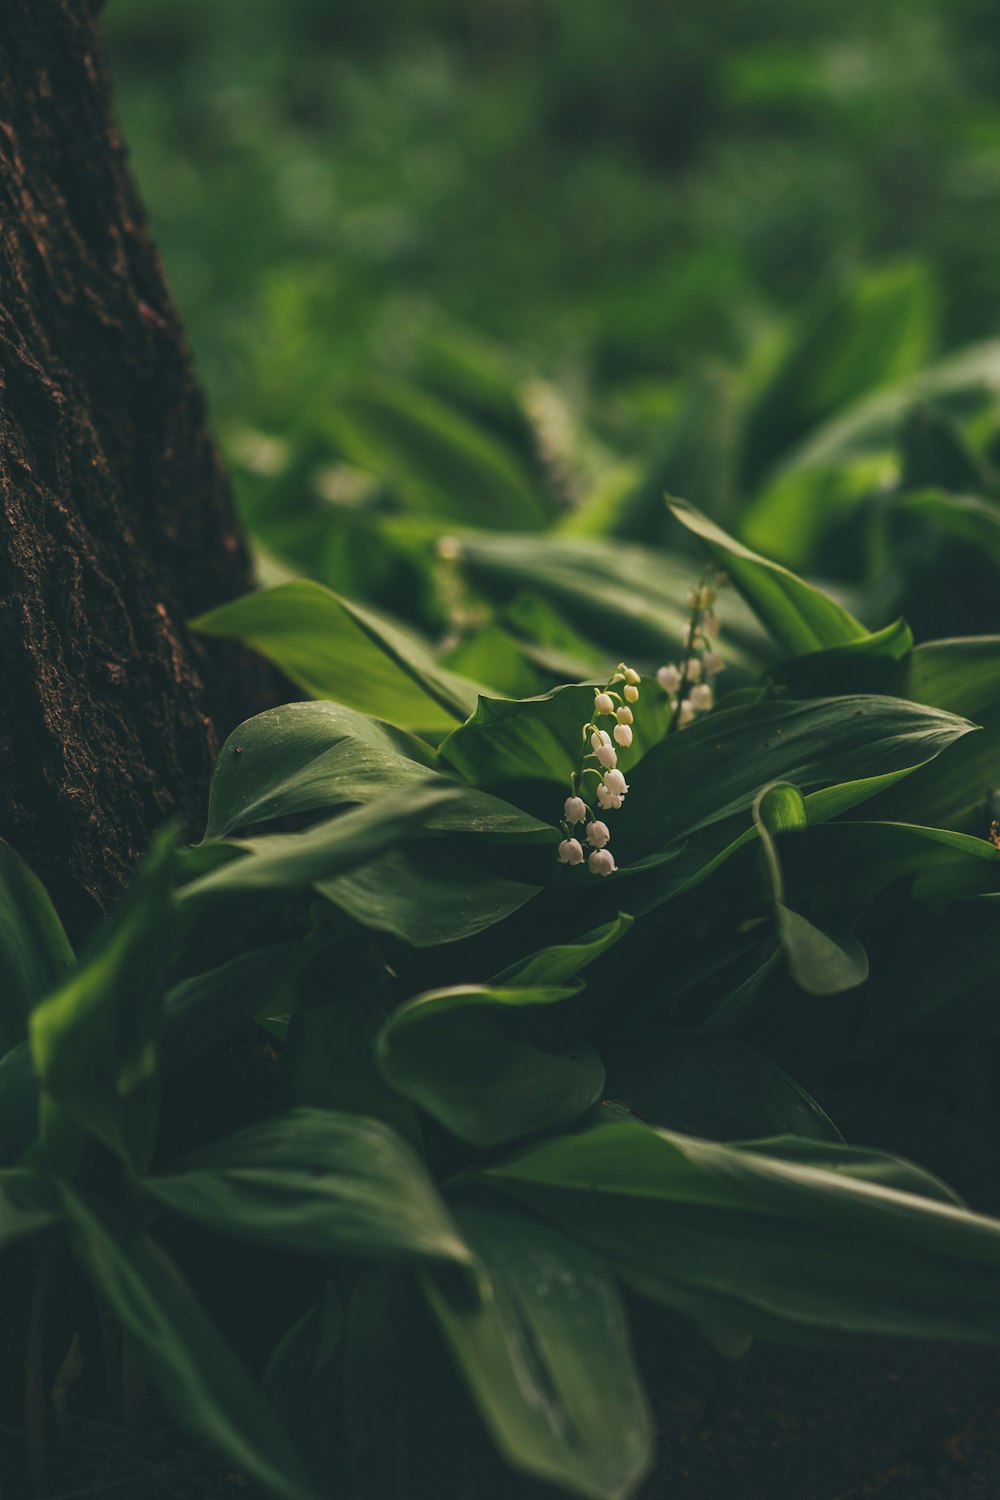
[179,785,460,904]
[442,622,546,699]
[492,914,633,986]
[764,617,914,699]
[59,1187,318,1500]
[0,839,74,1057]
[29,829,177,1172]
[668,499,869,654]
[145,1108,473,1270]
[617,694,975,863]
[871,636,1000,832]
[192,580,481,734]
[601,1032,841,1142]
[897,488,1000,568]
[421,1201,653,1500]
[377,985,604,1147]
[316,842,541,946]
[454,532,770,667]
[774,904,869,996]
[326,376,546,530]
[753,782,869,996]
[743,259,938,482]
[204,701,553,843]
[161,945,304,1077]
[484,1121,1000,1343]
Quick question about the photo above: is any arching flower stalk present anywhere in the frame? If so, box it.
[656,570,728,734]
[557,664,641,876]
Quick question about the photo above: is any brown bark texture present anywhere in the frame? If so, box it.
[0,0,274,938]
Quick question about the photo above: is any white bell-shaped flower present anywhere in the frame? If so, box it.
[596,784,623,811]
[590,729,610,752]
[691,682,714,711]
[603,768,628,795]
[678,699,695,726]
[564,795,587,824]
[703,650,724,676]
[596,742,618,769]
[588,848,617,876]
[557,838,585,865]
[594,691,614,715]
[586,820,611,848]
[656,664,681,694]
[616,705,633,725]
[686,657,703,682]
[613,723,633,747]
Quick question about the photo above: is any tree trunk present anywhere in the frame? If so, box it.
[0,0,276,939]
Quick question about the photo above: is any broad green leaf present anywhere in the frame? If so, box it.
[192,580,481,734]
[326,376,546,530]
[377,985,603,1147]
[669,499,868,654]
[901,407,997,495]
[493,914,633,986]
[774,905,869,996]
[454,533,769,667]
[286,981,422,1151]
[204,702,553,844]
[161,945,304,1076]
[0,839,74,1057]
[778,820,1000,911]
[484,1121,1000,1342]
[897,488,1000,568]
[440,683,668,794]
[753,782,869,996]
[601,1032,841,1142]
[616,695,974,862]
[59,1188,318,1500]
[764,617,913,699]
[871,636,1000,831]
[145,1108,473,1270]
[421,1201,653,1500]
[179,785,460,903]
[769,339,1000,481]
[30,830,177,1172]
[743,260,937,483]
[442,623,545,699]
[316,843,541,946]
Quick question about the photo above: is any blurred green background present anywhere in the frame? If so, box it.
[103,0,1000,646]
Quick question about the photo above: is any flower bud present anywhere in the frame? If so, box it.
[594,692,614,715]
[613,723,633,747]
[603,769,628,795]
[596,742,618,769]
[623,683,639,703]
[558,838,585,865]
[691,683,713,711]
[703,614,720,638]
[564,795,587,824]
[686,657,703,683]
[586,820,611,849]
[623,667,641,686]
[588,848,617,877]
[678,699,695,727]
[616,705,633,725]
[656,664,681,694]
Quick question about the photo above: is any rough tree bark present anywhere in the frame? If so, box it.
[0,0,279,938]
